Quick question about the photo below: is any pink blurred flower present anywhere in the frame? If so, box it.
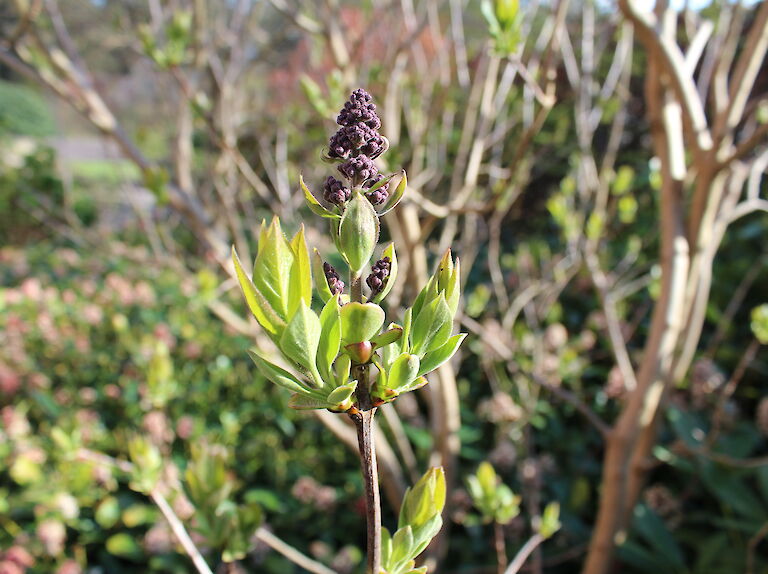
[134,281,156,306]
[55,560,82,574]
[1,406,30,439]
[20,278,42,301]
[153,324,177,350]
[37,519,66,556]
[82,304,103,325]
[3,546,34,568]
[0,363,21,395]
[3,289,22,305]
[176,416,195,440]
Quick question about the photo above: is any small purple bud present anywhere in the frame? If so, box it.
[364,174,389,205]
[337,89,381,130]
[323,176,351,206]
[323,262,345,295]
[366,256,391,296]
[338,155,378,187]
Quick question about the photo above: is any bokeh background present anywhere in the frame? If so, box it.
[1,1,767,573]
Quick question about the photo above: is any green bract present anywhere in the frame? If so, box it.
[338,191,380,274]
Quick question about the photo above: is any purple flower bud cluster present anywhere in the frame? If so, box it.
[328,124,386,160]
[326,89,390,195]
[364,174,389,206]
[366,256,391,296]
[323,262,345,295]
[338,155,378,185]
[323,176,351,206]
[337,89,381,130]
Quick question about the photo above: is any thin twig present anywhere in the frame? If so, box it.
[504,534,545,574]
[150,489,214,574]
[254,528,336,574]
[495,522,508,574]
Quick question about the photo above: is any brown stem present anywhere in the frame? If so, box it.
[354,406,382,574]
[349,269,382,574]
[494,521,508,574]
[351,271,364,303]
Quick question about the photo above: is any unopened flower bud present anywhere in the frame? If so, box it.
[323,176,351,206]
[338,155,378,187]
[366,256,391,296]
[364,174,390,205]
[328,125,386,160]
[323,262,345,295]
[336,88,381,130]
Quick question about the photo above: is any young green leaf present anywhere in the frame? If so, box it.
[279,302,322,384]
[417,333,466,376]
[325,381,358,412]
[340,302,385,345]
[247,349,317,395]
[371,242,398,303]
[232,246,285,336]
[370,326,403,349]
[378,170,407,216]
[317,296,341,383]
[252,217,295,321]
[288,225,312,315]
[410,294,453,356]
[312,249,335,302]
[387,353,420,392]
[399,467,446,531]
[300,174,340,219]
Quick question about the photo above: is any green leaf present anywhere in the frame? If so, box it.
[390,525,415,566]
[95,497,121,529]
[386,353,420,392]
[301,174,340,219]
[248,349,318,395]
[335,354,352,387]
[411,276,438,322]
[399,467,446,531]
[481,1,501,36]
[252,217,295,320]
[612,165,635,195]
[288,225,312,315]
[539,501,561,538]
[371,242,398,303]
[317,296,342,383]
[312,249,335,302]
[279,302,322,383]
[443,255,461,316]
[371,326,403,349]
[495,0,518,26]
[400,309,413,354]
[325,381,358,412]
[340,302,385,345]
[632,504,685,569]
[411,294,453,356]
[417,333,466,376]
[378,170,407,216]
[750,304,768,344]
[477,461,497,495]
[106,533,142,560]
[232,246,284,336]
[381,527,393,566]
[338,191,380,273]
[410,514,443,556]
[367,172,396,194]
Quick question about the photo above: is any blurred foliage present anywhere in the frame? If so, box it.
[0,243,365,572]
[0,81,56,137]
[0,0,766,572]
